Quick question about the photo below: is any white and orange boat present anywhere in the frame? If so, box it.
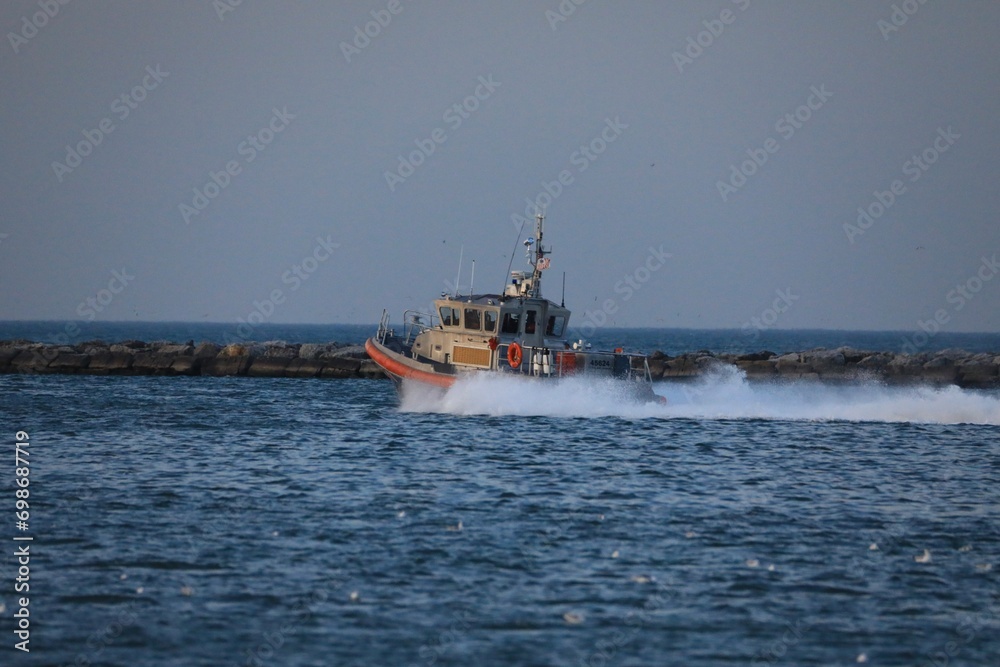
[365,214,664,403]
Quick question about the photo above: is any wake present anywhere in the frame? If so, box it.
[400,365,1000,425]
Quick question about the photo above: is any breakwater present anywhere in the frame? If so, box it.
[0,340,385,379]
[1,340,998,388]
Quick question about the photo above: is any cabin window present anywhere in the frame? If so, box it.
[524,310,537,334]
[546,315,565,337]
[439,306,460,327]
[464,308,481,330]
[484,310,498,333]
[501,312,520,334]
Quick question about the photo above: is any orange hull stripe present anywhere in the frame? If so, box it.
[365,339,456,388]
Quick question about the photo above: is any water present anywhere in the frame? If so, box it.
[2,325,999,666]
[4,320,1000,356]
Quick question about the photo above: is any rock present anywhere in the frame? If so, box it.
[201,355,250,376]
[285,359,324,378]
[48,353,90,372]
[132,353,177,374]
[736,359,777,376]
[358,359,386,378]
[152,344,194,356]
[261,342,300,358]
[248,357,291,377]
[0,347,20,370]
[321,357,361,373]
[220,344,248,357]
[737,351,775,362]
[956,354,998,387]
[326,345,368,360]
[298,343,333,360]
[11,349,52,372]
[87,351,134,374]
[170,356,200,375]
[775,353,812,375]
[857,353,893,370]
[887,354,925,378]
[803,349,846,376]
[194,342,221,358]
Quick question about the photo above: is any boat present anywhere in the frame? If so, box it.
[365,213,665,403]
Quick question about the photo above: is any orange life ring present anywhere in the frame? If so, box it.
[507,342,523,368]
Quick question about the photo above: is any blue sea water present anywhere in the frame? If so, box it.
[1,323,999,666]
[3,320,1000,356]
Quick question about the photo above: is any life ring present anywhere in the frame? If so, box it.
[507,342,523,368]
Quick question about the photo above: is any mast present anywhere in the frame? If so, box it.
[527,212,550,298]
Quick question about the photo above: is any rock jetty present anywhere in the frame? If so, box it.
[1,340,997,388]
[0,340,385,379]
[647,347,999,388]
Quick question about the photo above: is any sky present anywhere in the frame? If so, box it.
[1,0,998,333]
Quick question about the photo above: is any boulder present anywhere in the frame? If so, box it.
[956,354,998,387]
[11,349,53,372]
[152,344,194,356]
[326,345,368,360]
[261,342,300,359]
[285,359,324,378]
[248,357,291,377]
[132,353,177,374]
[358,359,386,378]
[736,359,777,377]
[170,356,200,375]
[0,347,20,371]
[201,355,250,376]
[737,351,776,362]
[86,351,134,374]
[298,343,333,360]
[194,342,221,358]
[804,349,846,376]
[220,344,248,357]
[48,353,90,372]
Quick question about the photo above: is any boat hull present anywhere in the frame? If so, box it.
[365,338,457,389]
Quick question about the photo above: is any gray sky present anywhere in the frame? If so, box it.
[2,0,998,332]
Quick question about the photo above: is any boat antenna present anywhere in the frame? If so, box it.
[469,260,475,300]
[561,271,566,307]
[502,214,529,294]
[454,245,464,298]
